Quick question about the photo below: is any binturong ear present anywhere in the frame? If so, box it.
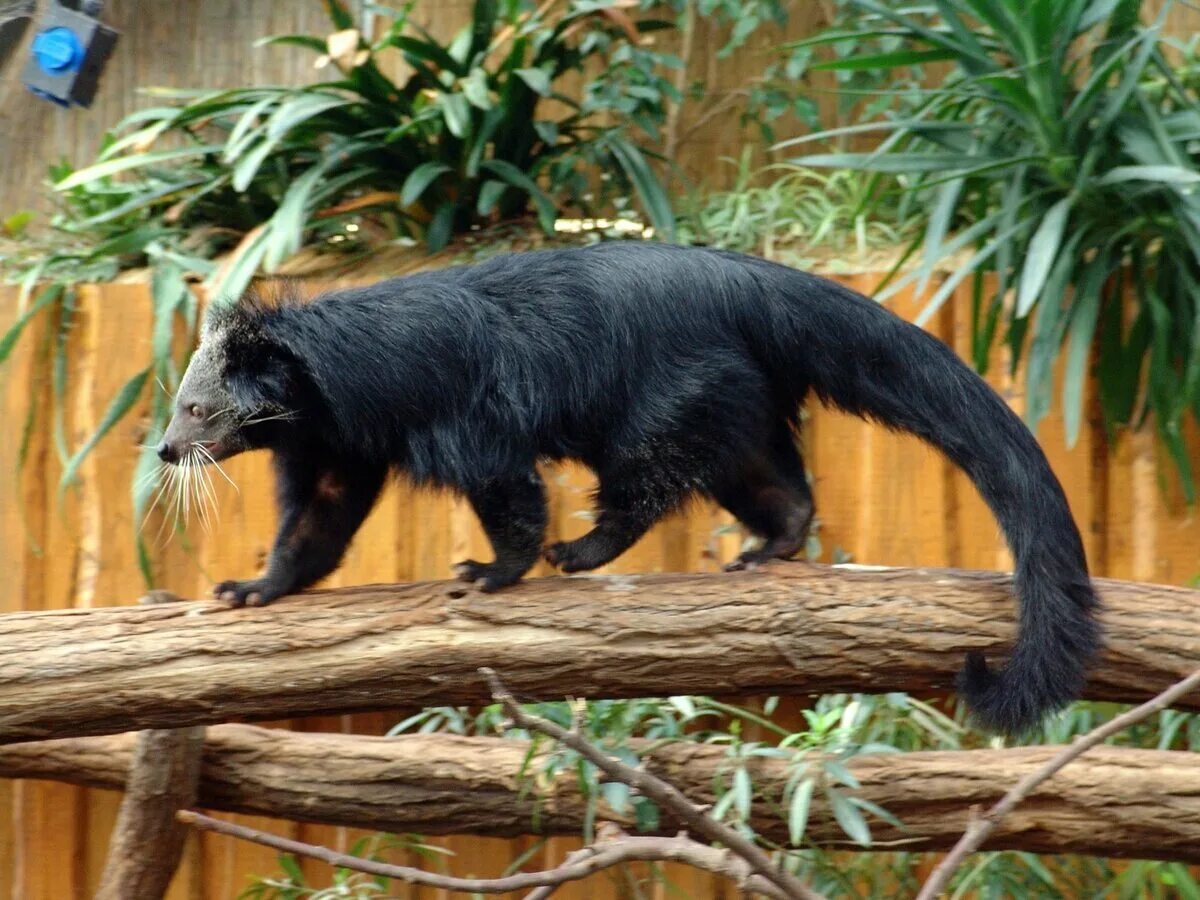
[223,334,299,417]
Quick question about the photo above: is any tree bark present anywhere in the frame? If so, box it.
[0,564,1196,743]
[93,727,205,900]
[3,723,1198,862]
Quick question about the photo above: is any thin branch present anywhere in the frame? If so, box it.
[663,0,696,165]
[480,667,825,900]
[916,668,1200,900]
[176,811,791,898]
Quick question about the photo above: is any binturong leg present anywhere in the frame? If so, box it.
[544,460,689,573]
[214,452,387,607]
[714,429,815,571]
[454,469,548,592]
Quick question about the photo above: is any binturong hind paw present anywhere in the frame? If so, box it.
[214,578,286,608]
[452,559,524,593]
[543,538,613,573]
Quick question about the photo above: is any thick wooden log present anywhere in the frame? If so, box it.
[2,724,1198,862]
[1,564,1197,743]
[93,727,205,900]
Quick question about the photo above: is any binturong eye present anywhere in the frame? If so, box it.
[189,404,205,419]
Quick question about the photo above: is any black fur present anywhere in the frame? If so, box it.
[193,242,1100,734]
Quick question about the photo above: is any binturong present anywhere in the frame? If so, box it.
[158,242,1100,735]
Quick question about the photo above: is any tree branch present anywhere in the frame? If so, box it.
[1,565,1197,743]
[482,668,823,900]
[176,812,793,898]
[916,668,1200,900]
[4,725,1199,861]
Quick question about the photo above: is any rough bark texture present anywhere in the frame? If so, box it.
[93,727,205,900]
[1,564,1196,743]
[2,724,1198,862]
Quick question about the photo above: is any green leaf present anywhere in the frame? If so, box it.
[59,368,150,494]
[828,789,871,847]
[788,778,814,845]
[150,262,189,364]
[425,202,456,251]
[793,152,999,174]
[460,67,492,110]
[254,34,328,53]
[480,159,557,233]
[438,92,471,138]
[400,161,453,208]
[223,94,280,162]
[0,283,63,366]
[207,227,270,303]
[813,48,958,71]
[476,179,507,216]
[772,120,971,151]
[55,145,224,190]
[514,67,552,96]
[912,213,1031,326]
[468,0,499,58]
[264,163,328,271]
[600,781,631,815]
[324,0,355,30]
[1016,196,1073,318]
[1096,165,1200,186]
[605,138,675,240]
[732,766,752,821]
[917,178,964,296]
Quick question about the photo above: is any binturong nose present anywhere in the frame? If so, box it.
[156,440,178,463]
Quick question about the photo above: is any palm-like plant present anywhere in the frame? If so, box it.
[55,0,678,291]
[782,0,1200,498]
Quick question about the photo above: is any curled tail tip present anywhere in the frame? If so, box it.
[957,651,1072,737]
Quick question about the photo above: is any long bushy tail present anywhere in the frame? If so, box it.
[756,269,1101,734]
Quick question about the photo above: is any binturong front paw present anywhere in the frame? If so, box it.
[452,559,523,593]
[213,578,286,608]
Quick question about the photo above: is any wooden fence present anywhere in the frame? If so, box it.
[0,259,1197,899]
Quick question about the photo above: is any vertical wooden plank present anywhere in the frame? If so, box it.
[0,284,36,900]
[9,288,89,900]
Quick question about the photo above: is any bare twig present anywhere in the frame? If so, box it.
[480,667,824,900]
[916,668,1200,900]
[663,0,696,165]
[176,811,792,898]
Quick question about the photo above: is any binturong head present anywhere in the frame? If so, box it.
[156,301,304,468]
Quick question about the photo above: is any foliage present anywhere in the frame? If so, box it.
[236,833,450,900]
[246,691,1200,897]
[783,0,1200,499]
[678,149,921,266]
[50,0,679,267]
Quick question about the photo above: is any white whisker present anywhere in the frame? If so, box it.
[195,444,240,494]
[140,465,172,533]
[240,409,297,427]
[189,445,219,531]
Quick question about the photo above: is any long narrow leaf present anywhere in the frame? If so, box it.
[400,161,453,207]
[606,138,676,240]
[1016,195,1073,318]
[480,159,557,233]
[55,145,224,190]
[59,368,150,494]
